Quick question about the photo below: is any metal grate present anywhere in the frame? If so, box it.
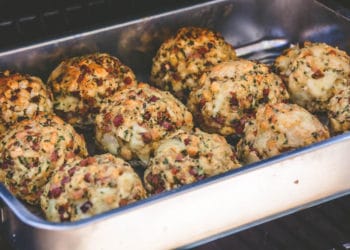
[0,0,209,50]
[195,195,350,250]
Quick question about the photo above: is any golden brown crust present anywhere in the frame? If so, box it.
[150,26,236,103]
[237,103,330,164]
[144,129,241,194]
[48,53,137,128]
[95,83,193,163]
[0,70,53,136]
[0,113,88,204]
[40,154,146,222]
[188,59,289,136]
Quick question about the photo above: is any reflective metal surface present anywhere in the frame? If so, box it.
[0,0,350,249]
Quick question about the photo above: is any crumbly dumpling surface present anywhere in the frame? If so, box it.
[237,103,330,164]
[0,113,88,204]
[150,26,236,102]
[274,41,350,113]
[0,70,53,136]
[48,53,137,128]
[95,83,193,163]
[40,154,146,222]
[144,129,241,194]
[327,85,350,134]
[188,59,289,136]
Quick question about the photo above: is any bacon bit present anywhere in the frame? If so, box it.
[104,112,112,122]
[85,97,95,106]
[31,142,40,151]
[143,111,151,121]
[119,199,128,206]
[58,204,71,221]
[172,73,181,81]
[106,67,115,74]
[80,157,96,166]
[58,205,66,215]
[96,78,103,86]
[113,114,124,127]
[149,95,159,102]
[49,187,62,198]
[102,124,112,133]
[71,91,80,98]
[213,115,225,125]
[105,87,116,96]
[84,173,92,183]
[77,65,91,83]
[171,167,179,174]
[197,47,208,55]
[77,73,85,83]
[141,132,152,144]
[80,201,93,213]
[81,65,92,73]
[231,119,244,135]
[247,94,253,102]
[1,159,13,169]
[1,163,8,170]
[123,76,132,85]
[199,98,207,109]
[263,88,270,97]
[196,175,206,181]
[68,166,77,176]
[146,173,163,187]
[61,176,70,186]
[311,69,324,79]
[162,121,174,131]
[230,92,238,106]
[157,111,163,121]
[207,42,214,49]
[175,154,184,162]
[184,138,191,145]
[50,151,59,162]
[189,167,198,176]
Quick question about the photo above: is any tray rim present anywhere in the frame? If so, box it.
[1,131,350,230]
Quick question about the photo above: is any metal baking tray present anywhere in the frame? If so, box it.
[0,0,350,249]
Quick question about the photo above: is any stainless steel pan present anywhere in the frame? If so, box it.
[0,0,350,249]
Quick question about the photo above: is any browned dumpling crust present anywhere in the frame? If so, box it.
[47,53,137,128]
[327,85,350,134]
[95,83,193,164]
[274,41,350,113]
[150,26,236,103]
[0,113,88,205]
[40,154,146,222]
[237,103,330,164]
[188,59,289,136]
[144,129,241,194]
[0,70,53,136]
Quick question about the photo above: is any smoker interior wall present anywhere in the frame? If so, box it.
[0,0,210,50]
